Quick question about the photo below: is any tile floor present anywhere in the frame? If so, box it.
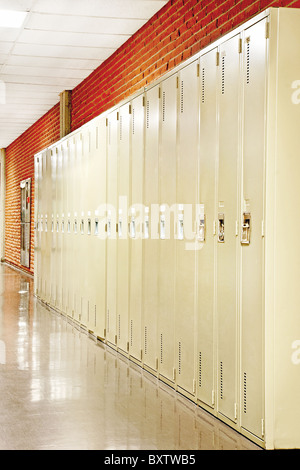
[0,263,261,450]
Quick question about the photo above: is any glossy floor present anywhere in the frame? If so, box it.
[0,264,260,450]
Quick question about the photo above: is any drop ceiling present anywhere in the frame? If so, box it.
[0,0,168,149]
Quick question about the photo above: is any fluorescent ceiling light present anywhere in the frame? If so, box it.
[0,10,28,28]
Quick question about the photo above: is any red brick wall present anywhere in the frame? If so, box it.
[5,104,60,274]
[4,0,300,274]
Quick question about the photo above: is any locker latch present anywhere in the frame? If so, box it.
[218,213,225,243]
[197,213,205,242]
[241,212,251,245]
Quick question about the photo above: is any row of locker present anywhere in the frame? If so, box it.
[35,17,267,444]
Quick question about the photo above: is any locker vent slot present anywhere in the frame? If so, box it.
[96,127,99,149]
[178,342,182,375]
[146,101,150,128]
[130,320,133,346]
[119,115,123,141]
[160,333,163,364]
[199,352,202,387]
[132,109,135,135]
[201,68,205,103]
[180,81,184,113]
[162,92,166,121]
[144,326,148,354]
[220,361,223,399]
[221,57,225,95]
[108,122,111,145]
[246,42,250,84]
[243,372,247,413]
[118,314,121,339]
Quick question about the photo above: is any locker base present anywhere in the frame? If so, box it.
[35,296,266,449]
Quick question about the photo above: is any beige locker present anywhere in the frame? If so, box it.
[129,93,144,363]
[143,85,160,372]
[106,110,119,346]
[72,133,84,323]
[216,34,241,423]
[93,117,108,340]
[158,74,177,383]
[240,18,267,440]
[197,49,218,408]
[55,145,63,311]
[175,60,199,396]
[34,153,42,297]
[49,149,57,308]
[65,137,76,318]
[79,129,91,327]
[117,103,131,354]
[61,140,69,315]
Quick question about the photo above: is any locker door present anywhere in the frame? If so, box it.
[40,151,47,302]
[158,74,177,383]
[61,140,69,315]
[143,85,160,372]
[73,132,84,323]
[216,34,241,422]
[50,149,57,308]
[34,154,42,297]
[176,60,199,396]
[79,129,91,327]
[240,19,267,439]
[106,110,119,346]
[87,121,101,333]
[117,102,131,354]
[129,93,144,363]
[55,145,63,311]
[44,150,51,303]
[66,137,75,318]
[197,49,218,408]
[93,117,107,339]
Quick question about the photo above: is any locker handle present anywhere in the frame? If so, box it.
[241,212,251,245]
[218,213,225,243]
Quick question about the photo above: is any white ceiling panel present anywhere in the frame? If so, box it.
[32,0,167,19]
[6,55,100,70]
[26,13,146,35]
[2,64,90,80]
[18,29,131,48]
[12,43,115,60]
[0,0,168,148]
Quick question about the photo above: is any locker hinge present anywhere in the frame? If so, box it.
[261,419,265,438]
[115,334,118,345]
[238,38,243,54]
[129,104,132,114]
[197,63,200,77]
[212,390,215,406]
[265,22,270,39]
[234,403,238,421]
[104,328,106,338]
[193,379,196,394]
[176,76,179,88]
[117,112,119,121]
[127,341,129,352]
[173,368,176,381]
[141,349,143,361]
[106,118,108,127]
[142,96,146,107]
[216,51,220,66]
[158,87,161,99]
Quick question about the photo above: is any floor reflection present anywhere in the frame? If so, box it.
[0,263,260,450]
